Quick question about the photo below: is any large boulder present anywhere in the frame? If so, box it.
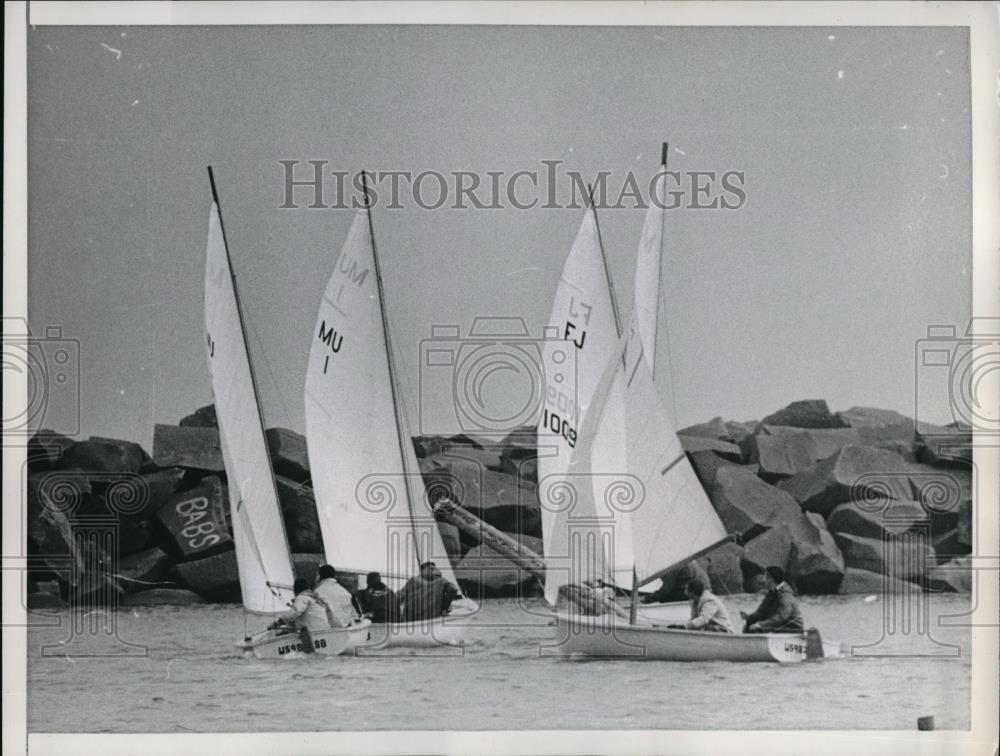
[762,425,863,462]
[678,434,742,461]
[464,504,542,539]
[152,424,224,472]
[27,429,75,468]
[840,406,914,428]
[956,499,972,548]
[915,430,972,468]
[179,404,218,428]
[926,557,972,593]
[273,475,323,553]
[498,426,538,478]
[155,475,232,559]
[833,531,935,581]
[265,428,310,483]
[707,466,802,540]
[741,513,844,593]
[411,435,447,459]
[117,547,175,591]
[838,567,919,595]
[643,560,713,600]
[60,436,149,475]
[746,432,818,481]
[454,534,544,595]
[427,453,537,512]
[701,542,745,595]
[688,450,749,490]
[906,463,971,534]
[126,468,186,520]
[174,549,240,600]
[826,500,930,541]
[291,553,325,585]
[931,529,969,564]
[678,416,731,441]
[777,445,914,517]
[762,400,848,429]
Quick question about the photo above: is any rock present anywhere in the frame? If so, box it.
[27,429,75,468]
[60,436,149,475]
[906,463,971,534]
[498,426,538,477]
[869,438,917,462]
[179,404,218,428]
[117,547,174,589]
[826,500,930,541]
[27,473,89,578]
[445,433,485,450]
[678,434,742,461]
[273,476,323,554]
[777,446,914,517]
[152,424,225,472]
[678,416,731,441]
[412,435,447,459]
[454,536,543,595]
[838,567,918,595]
[27,593,68,611]
[708,466,802,540]
[466,504,542,539]
[788,513,845,594]
[120,588,206,606]
[701,542,745,595]
[747,432,818,481]
[434,520,464,564]
[291,553,325,584]
[155,475,232,559]
[931,529,970,564]
[833,531,935,581]
[125,468,187,520]
[762,426,863,461]
[956,499,972,548]
[174,549,240,600]
[428,454,536,512]
[688,450,747,490]
[435,444,504,473]
[741,513,844,593]
[643,560,713,600]
[840,406,914,428]
[926,557,972,592]
[762,400,848,429]
[915,430,972,468]
[265,428,310,483]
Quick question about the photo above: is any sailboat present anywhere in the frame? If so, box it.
[540,155,842,661]
[203,168,370,658]
[304,172,478,649]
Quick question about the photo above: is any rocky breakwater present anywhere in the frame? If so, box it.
[25,399,974,608]
[25,404,323,609]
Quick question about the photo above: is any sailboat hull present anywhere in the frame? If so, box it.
[236,620,373,659]
[356,603,477,650]
[554,613,843,663]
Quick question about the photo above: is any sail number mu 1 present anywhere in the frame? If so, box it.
[314,254,371,374]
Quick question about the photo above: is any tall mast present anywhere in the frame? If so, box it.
[652,142,668,382]
[362,170,425,566]
[588,182,623,338]
[206,166,292,582]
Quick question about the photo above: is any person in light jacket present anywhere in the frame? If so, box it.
[314,565,361,628]
[672,578,735,633]
[742,566,804,633]
[270,578,329,633]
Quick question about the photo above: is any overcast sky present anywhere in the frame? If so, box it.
[27,24,971,449]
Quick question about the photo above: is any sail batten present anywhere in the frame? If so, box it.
[204,196,294,615]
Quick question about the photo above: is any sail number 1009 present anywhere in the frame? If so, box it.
[541,408,577,448]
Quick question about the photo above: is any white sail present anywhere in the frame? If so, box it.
[576,314,730,587]
[204,201,294,614]
[304,210,467,595]
[538,205,622,604]
[633,162,667,375]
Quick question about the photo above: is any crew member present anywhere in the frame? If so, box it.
[314,565,361,628]
[669,578,735,633]
[270,578,329,634]
[398,561,461,622]
[742,566,804,633]
[354,571,401,624]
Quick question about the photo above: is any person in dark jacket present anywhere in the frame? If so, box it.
[742,566,804,633]
[354,571,400,624]
[398,561,460,622]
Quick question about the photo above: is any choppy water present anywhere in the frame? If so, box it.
[28,594,971,732]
